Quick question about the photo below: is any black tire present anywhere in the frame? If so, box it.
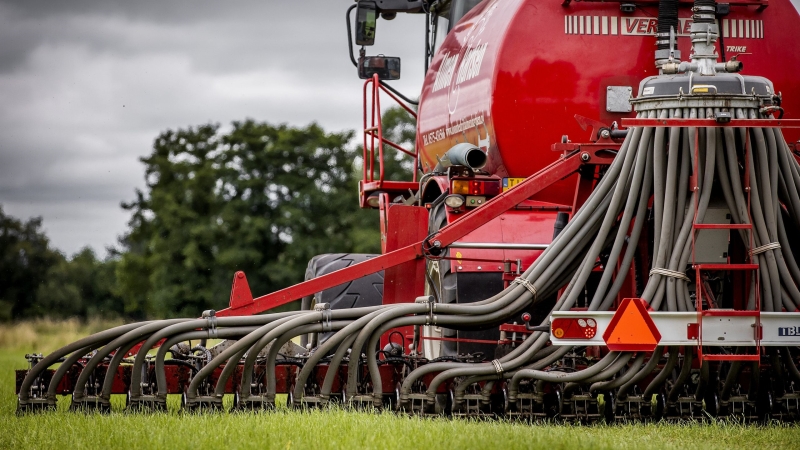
[300,253,384,347]
[423,197,504,359]
[422,200,459,359]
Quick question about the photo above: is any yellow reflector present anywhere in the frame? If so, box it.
[452,180,470,195]
[691,85,716,94]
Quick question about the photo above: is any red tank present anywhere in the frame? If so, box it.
[416,0,800,206]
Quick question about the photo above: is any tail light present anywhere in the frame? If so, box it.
[451,179,500,196]
[551,317,597,339]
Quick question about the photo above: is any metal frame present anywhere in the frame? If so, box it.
[216,147,615,317]
[360,73,419,205]
[550,311,800,347]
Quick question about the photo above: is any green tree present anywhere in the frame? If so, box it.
[0,207,60,320]
[34,248,124,319]
[0,207,122,321]
[117,120,389,318]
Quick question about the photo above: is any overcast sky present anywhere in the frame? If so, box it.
[0,0,427,258]
[2,1,799,258]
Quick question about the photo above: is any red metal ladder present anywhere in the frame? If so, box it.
[691,125,761,363]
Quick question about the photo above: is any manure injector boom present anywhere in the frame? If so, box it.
[17,0,800,422]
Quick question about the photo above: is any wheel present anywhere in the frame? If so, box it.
[422,200,458,359]
[422,257,457,359]
[232,391,240,411]
[300,253,385,347]
[434,393,451,415]
[704,392,720,417]
[422,199,502,360]
[545,388,561,418]
[653,393,665,420]
[603,392,616,423]
[757,390,774,422]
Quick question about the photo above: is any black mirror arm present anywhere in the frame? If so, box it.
[379,80,419,106]
[346,4,358,67]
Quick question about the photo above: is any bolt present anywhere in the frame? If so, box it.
[477,266,482,270]
[237,272,245,279]
[580,152,591,162]
[458,266,463,270]
[433,240,441,248]
[600,129,610,139]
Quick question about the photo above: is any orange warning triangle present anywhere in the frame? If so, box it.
[602,298,661,351]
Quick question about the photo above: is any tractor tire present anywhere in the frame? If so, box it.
[422,197,505,360]
[300,253,384,347]
[422,200,459,359]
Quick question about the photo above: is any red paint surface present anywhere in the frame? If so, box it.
[417,0,800,205]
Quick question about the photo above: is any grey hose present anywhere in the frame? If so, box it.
[19,321,153,404]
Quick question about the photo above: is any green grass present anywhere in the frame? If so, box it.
[2,324,800,449]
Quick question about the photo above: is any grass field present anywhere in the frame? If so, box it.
[2,321,800,449]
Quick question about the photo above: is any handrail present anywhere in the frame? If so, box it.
[362,73,419,186]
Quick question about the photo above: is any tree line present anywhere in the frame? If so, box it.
[0,107,415,321]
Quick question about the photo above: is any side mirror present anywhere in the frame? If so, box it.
[358,56,401,80]
[355,2,378,46]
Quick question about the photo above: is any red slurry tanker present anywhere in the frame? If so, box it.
[17,0,800,421]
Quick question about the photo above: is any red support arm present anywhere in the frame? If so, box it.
[216,148,613,317]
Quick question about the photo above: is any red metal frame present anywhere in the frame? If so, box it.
[216,146,615,317]
[682,118,762,363]
[360,74,419,208]
[620,117,792,362]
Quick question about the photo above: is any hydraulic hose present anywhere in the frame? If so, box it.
[19,321,153,404]
[72,319,187,401]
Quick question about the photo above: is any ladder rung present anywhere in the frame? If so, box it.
[702,354,760,362]
[693,223,751,229]
[695,264,759,271]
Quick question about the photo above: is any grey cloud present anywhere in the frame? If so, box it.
[0,0,426,257]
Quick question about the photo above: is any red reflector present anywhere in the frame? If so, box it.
[602,298,661,351]
[551,317,598,339]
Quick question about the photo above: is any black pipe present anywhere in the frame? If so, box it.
[656,0,679,52]
[346,4,358,68]
[552,212,569,240]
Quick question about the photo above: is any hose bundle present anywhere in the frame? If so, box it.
[18,83,800,419]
